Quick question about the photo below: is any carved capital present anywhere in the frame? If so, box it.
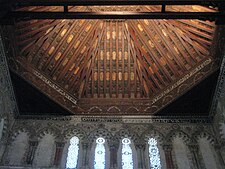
[81,142,90,150]
[55,141,65,148]
[109,143,119,150]
[163,144,173,151]
[188,144,199,152]
[29,140,38,147]
[135,143,146,150]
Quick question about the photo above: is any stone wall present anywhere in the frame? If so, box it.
[0,118,223,169]
[0,29,17,162]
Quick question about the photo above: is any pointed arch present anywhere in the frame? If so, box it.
[148,138,161,169]
[33,133,56,167]
[8,132,29,165]
[94,137,106,169]
[88,127,111,169]
[121,138,133,169]
[66,136,79,169]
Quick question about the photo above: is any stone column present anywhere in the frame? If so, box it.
[26,140,38,165]
[188,144,201,169]
[109,142,119,169]
[135,143,146,169]
[53,142,65,166]
[81,141,91,169]
[163,144,174,169]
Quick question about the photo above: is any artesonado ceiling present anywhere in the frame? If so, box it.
[4,5,221,115]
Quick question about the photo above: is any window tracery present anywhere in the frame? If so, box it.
[94,137,106,169]
[122,138,133,169]
[66,136,79,169]
[148,138,161,169]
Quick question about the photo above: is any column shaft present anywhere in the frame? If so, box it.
[163,145,174,169]
[26,141,38,165]
[53,142,65,166]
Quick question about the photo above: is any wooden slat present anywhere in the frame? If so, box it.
[39,21,76,70]
[55,20,98,79]
[69,27,101,90]
[126,26,158,93]
[116,21,119,97]
[109,21,113,97]
[46,20,83,74]
[104,22,107,97]
[129,21,173,82]
[70,23,105,94]
[127,23,131,97]
[151,20,187,73]
[137,20,175,82]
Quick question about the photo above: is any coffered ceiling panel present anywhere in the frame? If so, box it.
[5,5,220,115]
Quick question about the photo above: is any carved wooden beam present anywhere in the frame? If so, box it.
[8,0,224,6]
[6,11,224,20]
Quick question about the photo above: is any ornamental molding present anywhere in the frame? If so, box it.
[18,115,212,124]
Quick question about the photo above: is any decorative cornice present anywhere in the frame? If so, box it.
[17,115,212,124]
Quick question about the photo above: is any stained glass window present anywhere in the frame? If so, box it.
[148,138,161,169]
[66,136,79,169]
[94,137,106,169]
[122,138,133,169]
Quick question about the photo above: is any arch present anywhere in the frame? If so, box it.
[36,126,60,139]
[121,138,134,169]
[66,136,80,169]
[63,125,86,142]
[177,84,188,94]
[88,106,103,113]
[89,126,114,141]
[89,127,112,169]
[114,128,138,142]
[125,107,139,114]
[114,128,138,169]
[193,130,215,144]
[141,128,165,169]
[107,106,121,113]
[148,138,161,169]
[166,129,192,145]
[194,72,204,83]
[11,126,33,142]
[194,131,220,169]
[172,135,193,169]
[115,127,138,169]
[94,137,106,169]
[141,127,165,146]
[8,132,29,166]
[33,133,56,167]
[61,134,82,169]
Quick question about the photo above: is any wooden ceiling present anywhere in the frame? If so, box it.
[6,5,220,115]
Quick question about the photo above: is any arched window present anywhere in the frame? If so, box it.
[148,138,161,169]
[94,137,106,169]
[66,136,79,169]
[122,138,133,169]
